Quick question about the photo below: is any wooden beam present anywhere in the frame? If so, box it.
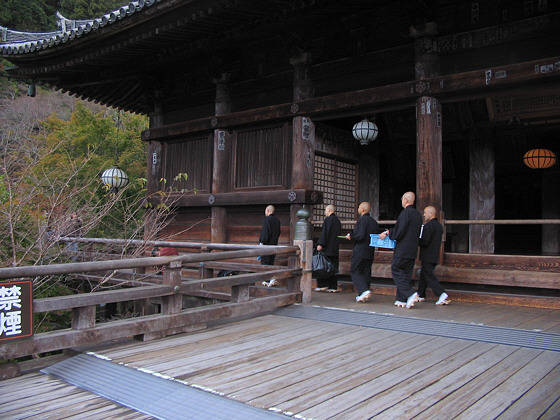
[0,246,297,280]
[141,56,560,141]
[33,268,299,313]
[34,285,173,312]
[149,188,323,207]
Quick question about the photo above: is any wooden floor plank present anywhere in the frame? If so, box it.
[514,311,560,333]
[455,350,560,419]
[255,332,424,411]
[218,329,413,398]
[540,395,560,420]
[1,379,87,413]
[186,323,385,385]
[496,364,560,419]
[309,292,560,331]
[102,315,295,363]
[100,316,311,373]
[269,333,440,414]
[413,347,544,419]
[25,394,138,420]
[3,295,560,420]
[293,337,468,419]
[337,341,504,419]
[1,375,69,399]
[2,378,141,420]
[134,320,331,377]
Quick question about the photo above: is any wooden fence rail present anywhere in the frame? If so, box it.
[0,243,303,362]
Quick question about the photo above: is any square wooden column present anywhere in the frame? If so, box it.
[146,93,164,198]
[290,117,315,240]
[359,148,380,220]
[542,169,560,255]
[290,53,315,241]
[416,96,443,214]
[145,94,164,242]
[211,74,231,243]
[211,129,230,243]
[469,130,495,253]
[414,32,442,216]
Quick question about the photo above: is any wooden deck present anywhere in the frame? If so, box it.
[2,292,560,419]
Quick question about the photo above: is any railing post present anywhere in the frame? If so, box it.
[293,239,313,303]
[231,284,250,303]
[161,260,182,315]
[133,265,153,315]
[72,306,96,330]
[199,245,213,279]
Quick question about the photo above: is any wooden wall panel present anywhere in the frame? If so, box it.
[163,136,213,193]
[227,205,291,246]
[158,208,212,243]
[233,124,290,190]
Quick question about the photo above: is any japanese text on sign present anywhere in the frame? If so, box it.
[0,281,33,341]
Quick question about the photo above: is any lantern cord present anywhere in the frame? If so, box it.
[115,110,121,166]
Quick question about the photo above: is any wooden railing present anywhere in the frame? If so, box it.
[0,241,305,361]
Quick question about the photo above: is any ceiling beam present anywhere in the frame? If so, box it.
[142,55,560,141]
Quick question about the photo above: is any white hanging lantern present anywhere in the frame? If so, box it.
[101,166,129,192]
[352,118,378,145]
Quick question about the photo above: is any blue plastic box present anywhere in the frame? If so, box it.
[369,234,396,249]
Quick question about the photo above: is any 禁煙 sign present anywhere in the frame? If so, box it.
[0,280,33,342]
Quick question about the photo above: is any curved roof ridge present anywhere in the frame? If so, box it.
[0,0,162,55]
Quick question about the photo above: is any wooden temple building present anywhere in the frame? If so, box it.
[1,0,559,304]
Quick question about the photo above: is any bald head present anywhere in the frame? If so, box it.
[401,191,415,208]
[265,205,275,216]
[358,202,371,216]
[423,205,437,222]
[325,204,336,216]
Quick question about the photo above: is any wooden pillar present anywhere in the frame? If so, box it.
[147,92,164,197]
[416,96,442,214]
[290,53,315,241]
[542,168,560,255]
[413,31,442,216]
[145,92,164,242]
[293,239,313,303]
[211,74,231,243]
[469,129,495,253]
[360,148,380,220]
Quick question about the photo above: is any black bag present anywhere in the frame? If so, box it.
[312,251,335,279]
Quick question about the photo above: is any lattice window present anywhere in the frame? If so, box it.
[313,155,357,223]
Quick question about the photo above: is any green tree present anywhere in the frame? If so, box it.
[0,0,56,31]
[0,93,149,270]
[58,0,127,20]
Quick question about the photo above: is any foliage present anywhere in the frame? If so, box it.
[0,90,149,274]
[58,0,127,20]
[0,0,56,32]
[0,0,127,31]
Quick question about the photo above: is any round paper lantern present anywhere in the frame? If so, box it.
[101,166,129,191]
[522,149,557,169]
[352,118,378,146]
